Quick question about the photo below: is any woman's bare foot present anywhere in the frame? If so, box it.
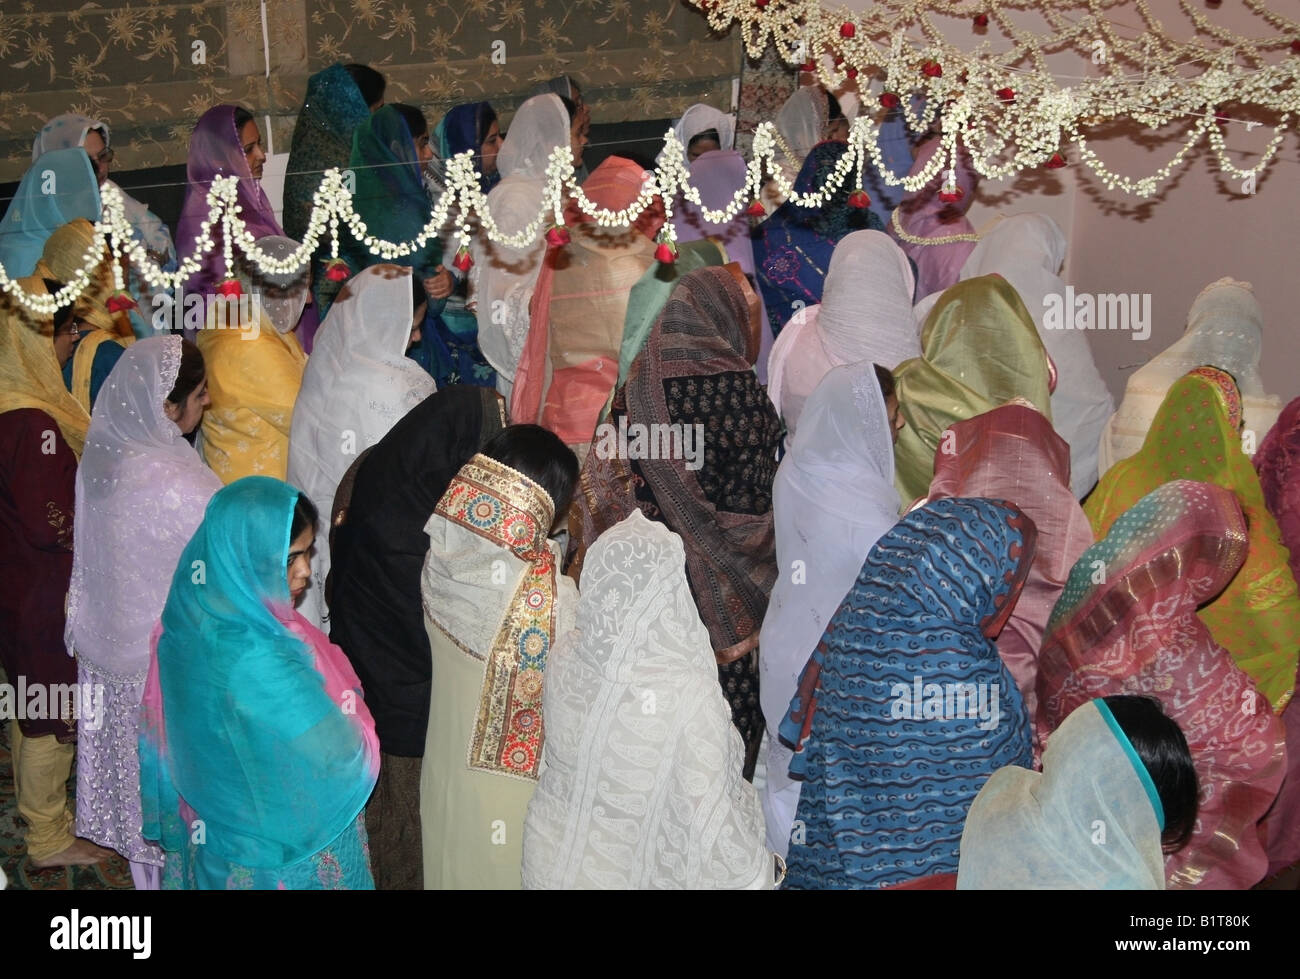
[28,838,116,869]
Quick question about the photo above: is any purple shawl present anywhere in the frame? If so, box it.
[889,137,980,300]
[177,105,284,295]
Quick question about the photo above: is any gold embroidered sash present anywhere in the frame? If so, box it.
[435,454,556,781]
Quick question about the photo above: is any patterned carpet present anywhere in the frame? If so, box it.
[0,719,134,890]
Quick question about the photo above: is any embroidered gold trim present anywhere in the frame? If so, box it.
[891,208,980,246]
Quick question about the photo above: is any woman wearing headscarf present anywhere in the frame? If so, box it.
[523,510,773,890]
[66,336,220,890]
[1084,367,1300,713]
[765,230,916,442]
[139,478,380,889]
[177,105,281,300]
[510,156,662,453]
[889,136,981,301]
[571,266,780,777]
[754,139,882,335]
[34,218,133,414]
[759,359,901,859]
[197,235,310,484]
[780,497,1038,889]
[0,149,101,279]
[924,402,1093,751]
[287,265,436,631]
[283,63,375,243]
[955,214,1113,498]
[328,385,505,890]
[419,102,505,389]
[0,278,104,869]
[32,112,177,297]
[892,274,1055,503]
[471,93,572,399]
[341,103,441,295]
[1100,278,1283,477]
[1039,480,1287,889]
[664,105,776,381]
[763,86,830,214]
[282,63,379,349]
[958,696,1195,890]
[419,425,580,890]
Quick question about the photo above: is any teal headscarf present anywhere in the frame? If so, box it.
[140,476,376,885]
[342,104,440,281]
[0,148,100,278]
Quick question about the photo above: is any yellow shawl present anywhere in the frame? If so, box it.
[197,303,307,483]
[1084,367,1300,711]
[0,277,90,458]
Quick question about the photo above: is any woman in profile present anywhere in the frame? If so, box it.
[139,478,379,889]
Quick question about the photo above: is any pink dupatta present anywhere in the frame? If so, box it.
[1038,480,1286,889]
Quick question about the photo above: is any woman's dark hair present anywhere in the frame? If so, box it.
[42,278,75,333]
[477,103,499,148]
[290,491,319,541]
[559,96,579,124]
[344,63,387,108]
[165,339,206,405]
[411,272,427,309]
[688,128,721,155]
[826,91,845,126]
[874,363,895,401]
[233,106,254,131]
[1102,694,1198,854]
[393,103,428,140]
[479,424,580,521]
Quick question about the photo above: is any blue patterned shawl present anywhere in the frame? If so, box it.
[779,496,1038,889]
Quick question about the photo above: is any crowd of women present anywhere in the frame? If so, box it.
[1,63,1297,890]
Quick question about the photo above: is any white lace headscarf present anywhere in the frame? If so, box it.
[471,94,571,391]
[1100,277,1282,476]
[523,510,772,889]
[287,264,436,628]
[66,335,222,678]
[758,359,901,858]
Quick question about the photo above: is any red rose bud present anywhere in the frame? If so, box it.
[847,189,871,209]
[1215,112,1229,125]
[846,67,858,79]
[938,186,964,203]
[996,87,1015,102]
[755,0,768,7]
[840,22,856,39]
[545,225,571,248]
[1045,152,1067,169]
[746,199,766,217]
[654,242,677,264]
[216,279,242,298]
[324,260,351,282]
[974,13,989,28]
[800,60,817,73]
[833,53,844,66]
[921,61,943,78]
[880,92,901,109]
[106,292,138,313]
[1292,39,1300,55]
[452,249,473,273]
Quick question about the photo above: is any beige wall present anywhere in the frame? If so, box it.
[834,0,1299,405]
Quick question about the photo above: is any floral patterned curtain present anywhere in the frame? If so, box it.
[0,0,741,182]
